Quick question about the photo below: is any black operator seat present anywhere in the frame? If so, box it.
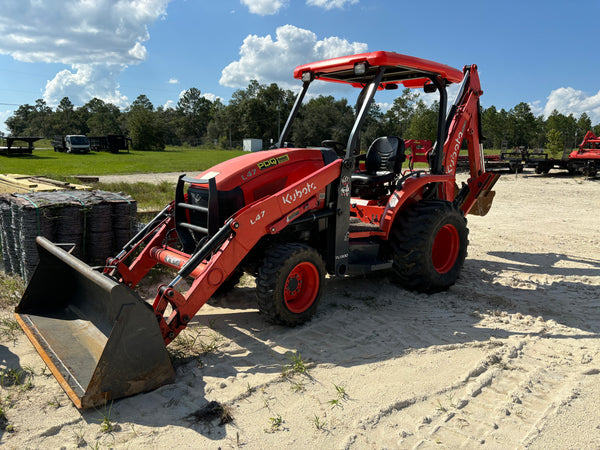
[351,136,405,186]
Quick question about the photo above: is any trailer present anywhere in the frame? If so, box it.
[497,151,524,173]
[527,133,599,177]
[523,150,548,172]
[457,151,523,173]
[88,135,131,153]
[0,136,42,155]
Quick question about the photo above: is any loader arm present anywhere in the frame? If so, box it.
[146,158,343,343]
[442,64,499,215]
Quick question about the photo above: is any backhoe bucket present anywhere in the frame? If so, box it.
[469,190,496,216]
[15,236,175,409]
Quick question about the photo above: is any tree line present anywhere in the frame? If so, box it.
[5,81,600,152]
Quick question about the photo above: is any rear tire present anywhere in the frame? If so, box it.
[390,200,468,293]
[256,243,325,326]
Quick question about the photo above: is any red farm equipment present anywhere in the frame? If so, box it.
[570,131,600,177]
[15,51,500,408]
[527,132,600,177]
[405,139,432,170]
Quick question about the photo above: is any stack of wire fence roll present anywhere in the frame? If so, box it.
[0,190,137,280]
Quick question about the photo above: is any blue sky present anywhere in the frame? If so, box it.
[1,0,599,133]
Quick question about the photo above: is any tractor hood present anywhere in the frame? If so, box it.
[190,147,338,205]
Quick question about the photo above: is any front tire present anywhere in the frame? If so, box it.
[390,200,468,293]
[256,243,325,326]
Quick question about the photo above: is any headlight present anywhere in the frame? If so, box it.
[354,62,367,75]
[302,71,314,82]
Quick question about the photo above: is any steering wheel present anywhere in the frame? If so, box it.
[321,140,346,157]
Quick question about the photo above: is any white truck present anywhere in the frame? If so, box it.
[51,135,90,153]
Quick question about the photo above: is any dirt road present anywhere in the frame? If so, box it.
[1,171,599,448]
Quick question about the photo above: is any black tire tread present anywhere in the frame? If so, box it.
[390,200,468,293]
[256,242,325,326]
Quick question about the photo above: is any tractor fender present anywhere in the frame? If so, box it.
[380,174,454,238]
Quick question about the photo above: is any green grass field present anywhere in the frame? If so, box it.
[0,143,510,212]
[0,140,511,179]
[0,144,245,178]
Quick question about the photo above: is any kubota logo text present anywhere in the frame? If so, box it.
[282,181,317,205]
[257,154,289,170]
[447,122,466,173]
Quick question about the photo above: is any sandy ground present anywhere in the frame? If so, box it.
[1,170,599,449]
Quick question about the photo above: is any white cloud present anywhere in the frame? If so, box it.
[162,90,222,110]
[306,0,358,9]
[128,42,148,61]
[201,92,222,103]
[0,0,169,65]
[178,89,222,103]
[241,0,288,15]
[220,25,367,89]
[377,102,392,113]
[540,87,600,123]
[44,64,129,107]
[0,109,13,134]
[0,0,171,106]
[528,100,543,116]
[168,78,179,84]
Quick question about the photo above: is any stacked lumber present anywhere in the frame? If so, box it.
[0,174,90,194]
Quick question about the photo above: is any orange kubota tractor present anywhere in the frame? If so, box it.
[15,51,499,408]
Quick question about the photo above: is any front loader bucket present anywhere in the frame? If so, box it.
[15,236,175,409]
